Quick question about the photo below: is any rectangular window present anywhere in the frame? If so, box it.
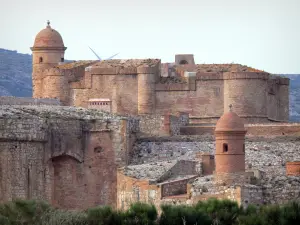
[223,143,228,152]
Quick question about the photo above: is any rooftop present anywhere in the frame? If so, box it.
[123,160,177,181]
[196,64,266,73]
[0,105,129,121]
[55,60,97,69]
[91,59,160,68]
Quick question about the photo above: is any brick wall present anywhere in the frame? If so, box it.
[155,79,224,118]
[223,72,269,122]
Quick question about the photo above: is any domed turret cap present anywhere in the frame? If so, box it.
[32,20,65,48]
[215,105,245,132]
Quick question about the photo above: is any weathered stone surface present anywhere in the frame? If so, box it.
[0,105,139,210]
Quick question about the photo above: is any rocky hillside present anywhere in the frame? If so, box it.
[0,48,32,97]
[0,48,299,121]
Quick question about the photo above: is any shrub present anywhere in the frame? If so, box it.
[40,210,88,225]
[0,199,52,225]
[86,205,122,225]
[195,198,242,225]
[281,201,300,225]
[235,204,263,225]
[123,202,158,225]
[159,204,212,225]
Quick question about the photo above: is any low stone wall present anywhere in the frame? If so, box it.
[241,185,263,206]
[169,112,189,135]
[0,97,61,106]
[168,160,201,177]
[180,123,300,137]
[161,177,194,198]
[138,112,189,137]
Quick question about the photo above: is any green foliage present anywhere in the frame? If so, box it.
[0,199,52,225]
[0,198,299,225]
[281,201,300,225]
[86,205,122,225]
[159,204,212,225]
[195,198,242,225]
[40,210,88,225]
[123,202,158,225]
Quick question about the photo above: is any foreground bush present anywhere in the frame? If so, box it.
[196,198,242,225]
[159,204,212,225]
[0,199,299,225]
[0,199,51,225]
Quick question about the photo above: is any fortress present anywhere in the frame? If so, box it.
[31,21,289,123]
[0,22,299,210]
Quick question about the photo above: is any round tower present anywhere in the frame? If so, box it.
[214,105,247,184]
[30,21,67,98]
[223,72,269,123]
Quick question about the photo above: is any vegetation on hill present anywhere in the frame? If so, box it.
[0,198,299,225]
[0,48,32,97]
[0,48,300,121]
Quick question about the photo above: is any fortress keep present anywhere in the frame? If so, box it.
[31,22,289,123]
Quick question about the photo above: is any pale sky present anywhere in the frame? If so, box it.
[1,0,299,74]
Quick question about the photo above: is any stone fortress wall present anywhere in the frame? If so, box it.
[39,61,289,123]
[0,96,61,106]
[29,22,289,123]
[0,105,139,209]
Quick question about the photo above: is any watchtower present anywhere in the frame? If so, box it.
[30,21,67,98]
[214,105,247,184]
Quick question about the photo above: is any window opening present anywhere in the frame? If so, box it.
[223,143,228,152]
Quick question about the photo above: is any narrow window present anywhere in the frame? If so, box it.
[61,58,64,62]
[223,143,228,152]
[27,168,31,198]
[39,57,43,63]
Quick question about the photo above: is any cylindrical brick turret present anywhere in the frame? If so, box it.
[223,72,269,123]
[30,21,67,98]
[137,66,157,114]
[214,105,247,174]
[286,161,300,176]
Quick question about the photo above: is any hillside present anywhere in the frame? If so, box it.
[0,48,299,121]
[0,48,32,97]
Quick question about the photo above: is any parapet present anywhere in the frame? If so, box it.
[88,59,161,75]
[223,72,269,80]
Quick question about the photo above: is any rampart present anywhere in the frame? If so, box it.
[0,97,61,106]
[137,112,189,137]
[0,105,139,209]
[37,59,289,123]
[180,123,300,137]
